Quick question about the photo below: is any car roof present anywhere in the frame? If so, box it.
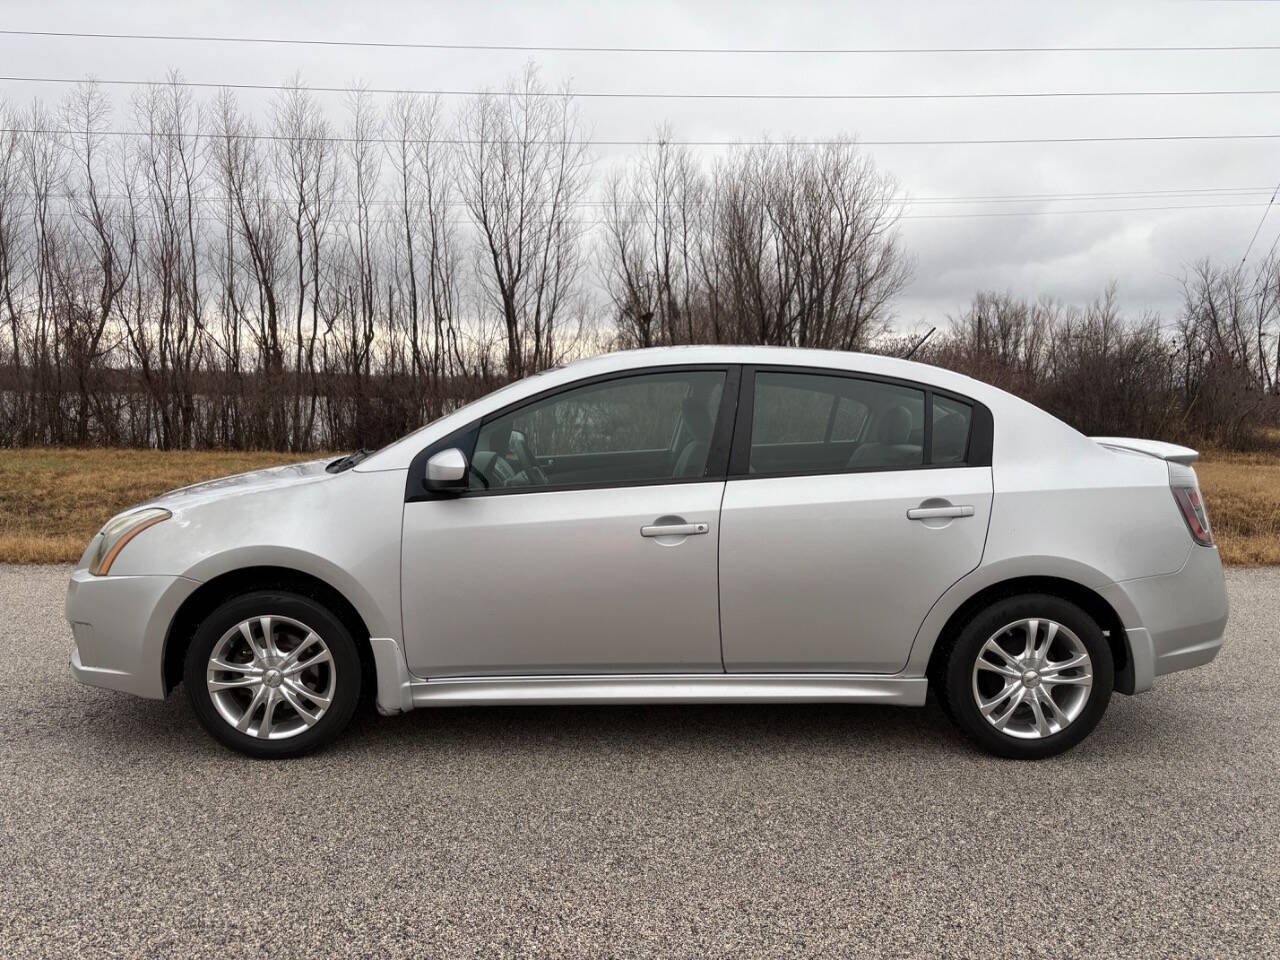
[552,345,981,389]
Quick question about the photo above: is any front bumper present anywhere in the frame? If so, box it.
[1100,544,1229,694]
[66,568,201,699]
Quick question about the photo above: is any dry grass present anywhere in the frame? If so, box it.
[0,445,1276,565]
[1195,447,1280,565]
[0,448,325,564]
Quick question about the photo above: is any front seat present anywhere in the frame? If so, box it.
[470,423,517,488]
[847,405,921,468]
[673,394,714,478]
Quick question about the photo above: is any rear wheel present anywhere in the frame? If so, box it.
[184,591,362,758]
[938,594,1113,759]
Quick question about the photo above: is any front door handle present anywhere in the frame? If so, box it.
[907,505,974,520]
[641,522,709,537]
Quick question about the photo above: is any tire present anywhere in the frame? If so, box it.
[184,590,363,758]
[937,594,1114,759]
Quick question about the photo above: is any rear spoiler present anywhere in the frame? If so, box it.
[1091,437,1199,464]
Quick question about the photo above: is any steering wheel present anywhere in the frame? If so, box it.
[508,430,549,486]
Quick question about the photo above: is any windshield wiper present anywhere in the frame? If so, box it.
[326,448,371,473]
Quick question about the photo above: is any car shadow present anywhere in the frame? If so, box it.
[56,680,966,760]
[55,680,1201,766]
[345,698,966,759]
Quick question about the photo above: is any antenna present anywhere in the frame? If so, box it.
[902,326,936,360]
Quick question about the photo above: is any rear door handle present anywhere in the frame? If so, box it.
[641,522,709,537]
[907,505,974,520]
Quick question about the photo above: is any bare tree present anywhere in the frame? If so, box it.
[61,81,136,443]
[601,132,705,347]
[460,64,591,377]
[21,66,1268,455]
[385,92,465,419]
[119,74,208,447]
[698,140,912,349]
[0,100,30,438]
[603,137,911,351]
[1179,257,1280,394]
[210,90,290,447]
[272,78,336,448]
[935,289,1055,396]
[21,100,68,443]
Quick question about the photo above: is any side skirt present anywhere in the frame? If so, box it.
[368,637,927,714]
[406,673,929,708]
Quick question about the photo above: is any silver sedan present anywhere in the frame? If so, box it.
[67,346,1228,759]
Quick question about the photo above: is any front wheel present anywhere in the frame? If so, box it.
[184,590,363,758]
[938,594,1114,759]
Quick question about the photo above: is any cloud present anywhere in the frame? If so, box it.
[3,0,1275,328]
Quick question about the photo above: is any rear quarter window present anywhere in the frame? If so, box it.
[932,396,973,464]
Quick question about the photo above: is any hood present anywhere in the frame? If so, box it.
[139,458,334,512]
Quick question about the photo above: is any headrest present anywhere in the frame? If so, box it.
[479,421,513,454]
[877,406,912,444]
[682,395,713,438]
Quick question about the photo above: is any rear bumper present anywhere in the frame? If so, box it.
[1101,544,1228,694]
[65,568,201,699]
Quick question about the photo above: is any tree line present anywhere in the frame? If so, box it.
[0,67,1275,451]
[924,263,1280,448]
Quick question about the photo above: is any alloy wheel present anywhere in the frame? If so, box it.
[206,615,336,740]
[970,617,1094,740]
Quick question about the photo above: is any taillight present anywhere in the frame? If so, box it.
[1169,462,1213,546]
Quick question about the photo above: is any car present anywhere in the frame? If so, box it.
[66,346,1228,759]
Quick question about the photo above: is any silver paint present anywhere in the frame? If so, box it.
[63,345,1228,735]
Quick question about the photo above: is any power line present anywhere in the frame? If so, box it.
[1258,227,1280,275]
[908,186,1272,203]
[5,74,1280,100]
[3,29,1279,55]
[19,185,1276,210]
[1240,179,1280,264]
[3,127,1278,147]
[27,199,1272,227]
[904,201,1267,221]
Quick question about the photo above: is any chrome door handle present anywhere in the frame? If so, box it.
[907,505,974,520]
[641,522,709,537]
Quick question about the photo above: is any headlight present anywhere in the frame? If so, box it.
[86,508,172,576]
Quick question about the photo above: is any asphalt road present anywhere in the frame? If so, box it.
[1,564,1278,959]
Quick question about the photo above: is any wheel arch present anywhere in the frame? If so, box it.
[915,571,1136,694]
[162,565,376,698]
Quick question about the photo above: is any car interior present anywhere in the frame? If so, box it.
[467,370,972,491]
[748,373,932,475]
[468,371,727,490]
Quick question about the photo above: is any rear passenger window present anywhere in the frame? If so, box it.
[749,372,925,474]
[932,396,973,464]
[751,377,840,444]
[830,397,870,442]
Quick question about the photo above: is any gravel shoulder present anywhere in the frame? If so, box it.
[1,565,1277,959]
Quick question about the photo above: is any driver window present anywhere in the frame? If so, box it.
[469,370,726,492]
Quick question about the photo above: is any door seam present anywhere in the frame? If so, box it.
[715,479,729,673]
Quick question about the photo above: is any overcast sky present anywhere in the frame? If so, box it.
[2,0,1278,332]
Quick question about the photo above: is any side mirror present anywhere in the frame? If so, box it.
[425,448,469,493]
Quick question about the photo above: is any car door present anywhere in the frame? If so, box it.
[400,366,737,678]
[718,367,994,674]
